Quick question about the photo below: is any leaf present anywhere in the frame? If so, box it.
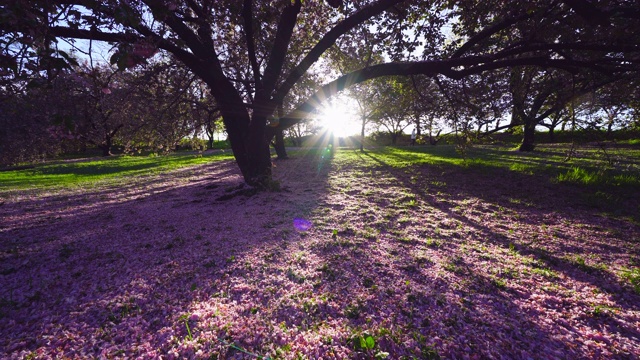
[57,50,79,67]
[365,335,375,349]
[109,52,122,66]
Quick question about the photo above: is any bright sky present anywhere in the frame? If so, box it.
[316,96,362,138]
[59,38,112,66]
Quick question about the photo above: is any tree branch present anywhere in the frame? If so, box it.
[141,0,212,61]
[273,0,405,104]
[276,54,636,131]
[261,0,302,97]
[451,11,538,59]
[48,26,138,44]
[242,0,263,90]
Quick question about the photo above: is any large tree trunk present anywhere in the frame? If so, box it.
[101,124,123,157]
[100,138,112,157]
[205,124,214,149]
[519,121,536,151]
[606,114,615,138]
[246,135,272,187]
[100,129,118,156]
[222,109,273,188]
[360,115,366,152]
[273,129,288,159]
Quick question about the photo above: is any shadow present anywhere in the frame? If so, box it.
[1,146,639,359]
[343,147,640,357]
[359,149,639,291]
[382,145,640,222]
[0,154,334,358]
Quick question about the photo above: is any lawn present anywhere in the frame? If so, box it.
[0,151,234,191]
[1,144,639,359]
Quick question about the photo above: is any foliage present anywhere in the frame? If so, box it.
[0,85,87,165]
[368,77,415,144]
[2,0,639,186]
[556,167,640,188]
[0,152,232,191]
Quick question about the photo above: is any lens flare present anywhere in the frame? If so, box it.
[293,218,312,232]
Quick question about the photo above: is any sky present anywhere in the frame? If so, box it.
[316,95,362,138]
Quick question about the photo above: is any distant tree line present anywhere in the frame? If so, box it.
[0,58,224,165]
[343,70,639,149]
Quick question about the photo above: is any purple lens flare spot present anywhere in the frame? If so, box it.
[293,218,312,232]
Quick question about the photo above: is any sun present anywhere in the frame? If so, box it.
[317,100,360,138]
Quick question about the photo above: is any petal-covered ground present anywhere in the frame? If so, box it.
[1,148,639,359]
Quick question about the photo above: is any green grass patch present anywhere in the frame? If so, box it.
[556,167,640,187]
[333,145,577,176]
[617,139,640,146]
[330,144,639,189]
[0,152,233,191]
[620,267,640,294]
[329,144,639,221]
[286,144,640,187]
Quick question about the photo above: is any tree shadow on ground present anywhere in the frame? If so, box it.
[347,148,639,357]
[0,154,334,358]
[1,148,639,359]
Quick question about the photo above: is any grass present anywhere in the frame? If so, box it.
[326,143,640,221]
[340,144,640,180]
[556,167,640,187]
[3,144,639,221]
[0,151,233,191]
[4,142,639,190]
[620,267,640,294]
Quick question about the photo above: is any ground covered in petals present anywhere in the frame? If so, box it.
[1,145,639,359]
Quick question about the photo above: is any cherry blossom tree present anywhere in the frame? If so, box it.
[64,64,139,156]
[0,84,79,165]
[1,0,638,186]
[127,61,203,152]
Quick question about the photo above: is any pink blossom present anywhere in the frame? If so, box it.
[1,152,639,359]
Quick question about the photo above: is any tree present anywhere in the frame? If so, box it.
[2,0,639,186]
[370,77,413,145]
[408,75,448,144]
[63,64,138,156]
[52,60,201,156]
[507,66,621,150]
[350,81,384,151]
[128,61,203,152]
[592,79,640,136]
[0,84,80,165]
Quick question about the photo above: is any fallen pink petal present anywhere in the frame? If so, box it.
[1,148,639,359]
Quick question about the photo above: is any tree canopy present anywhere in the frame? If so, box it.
[1,0,639,186]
